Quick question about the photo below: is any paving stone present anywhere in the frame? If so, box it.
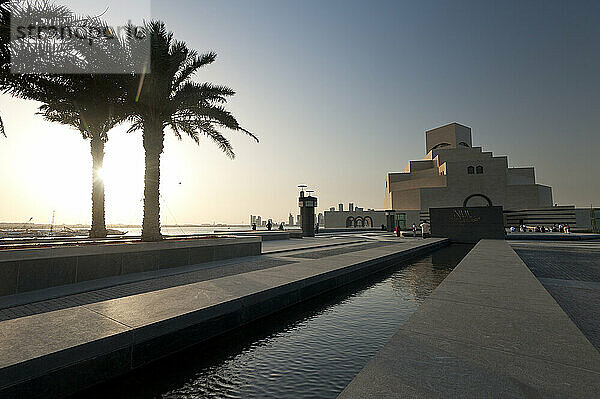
[0,257,296,322]
[514,246,600,282]
[284,241,397,259]
[513,242,600,352]
[340,329,600,399]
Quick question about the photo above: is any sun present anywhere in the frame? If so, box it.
[95,167,106,182]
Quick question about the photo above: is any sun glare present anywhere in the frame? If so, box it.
[96,167,105,182]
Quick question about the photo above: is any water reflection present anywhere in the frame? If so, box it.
[392,243,473,300]
[75,244,472,399]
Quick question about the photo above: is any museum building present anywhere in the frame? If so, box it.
[384,122,552,211]
[324,123,595,230]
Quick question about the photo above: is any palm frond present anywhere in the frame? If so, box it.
[125,117,144,134]
[173,51,217,88]
[201,123,235,159]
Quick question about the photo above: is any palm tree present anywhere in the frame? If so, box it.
[126,21,257,241]
[0,0,14,138]
[35,74,128,237]
[26,28,134,237]
[0,0,74,137]
[2,1,133,237]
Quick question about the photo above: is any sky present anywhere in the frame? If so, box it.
[1,0,599,225]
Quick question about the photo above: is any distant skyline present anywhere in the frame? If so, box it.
[1,0,599,225]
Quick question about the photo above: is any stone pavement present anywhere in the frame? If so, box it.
[0,257,297,322]
[339,240,600,398]
[261,236,365,254]
[512,240,600,352]
[506,232,600,241]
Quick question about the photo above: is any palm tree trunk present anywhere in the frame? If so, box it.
[89,134,107,238]
[141,120,164,241]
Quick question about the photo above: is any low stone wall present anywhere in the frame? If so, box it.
[0,237,261,296]
[215,231,292,241]
[319,228,382,233]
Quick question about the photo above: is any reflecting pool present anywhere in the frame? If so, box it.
[77,244,472,399]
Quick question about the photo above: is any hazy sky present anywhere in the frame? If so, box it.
[1,0,599,225]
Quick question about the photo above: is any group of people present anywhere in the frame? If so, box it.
[395,221,430,238]
[509,224,570,233]
[251,221,318,233]
[251,221,284,231]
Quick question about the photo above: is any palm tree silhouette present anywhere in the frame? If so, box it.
[2,1,133,237]
[0,0,14,138]
[35,74,129,237]
[126,21,258,241]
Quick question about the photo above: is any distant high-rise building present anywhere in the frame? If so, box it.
[256,216,262,226]
[296,214,301,225]
[330,207,335,212]
[338,203,343,211]
[289,213,294,226]
[250,215,256,225]
[349,203,354,212]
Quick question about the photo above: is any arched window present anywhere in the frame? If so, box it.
[467,166,475,174]
[476,165,483,174]
[463,194,493,207]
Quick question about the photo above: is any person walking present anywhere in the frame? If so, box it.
[395,224,401,237]
[420,221,430,239]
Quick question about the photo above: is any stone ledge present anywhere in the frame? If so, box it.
[0,236,260,261]
[0,238,261,296]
